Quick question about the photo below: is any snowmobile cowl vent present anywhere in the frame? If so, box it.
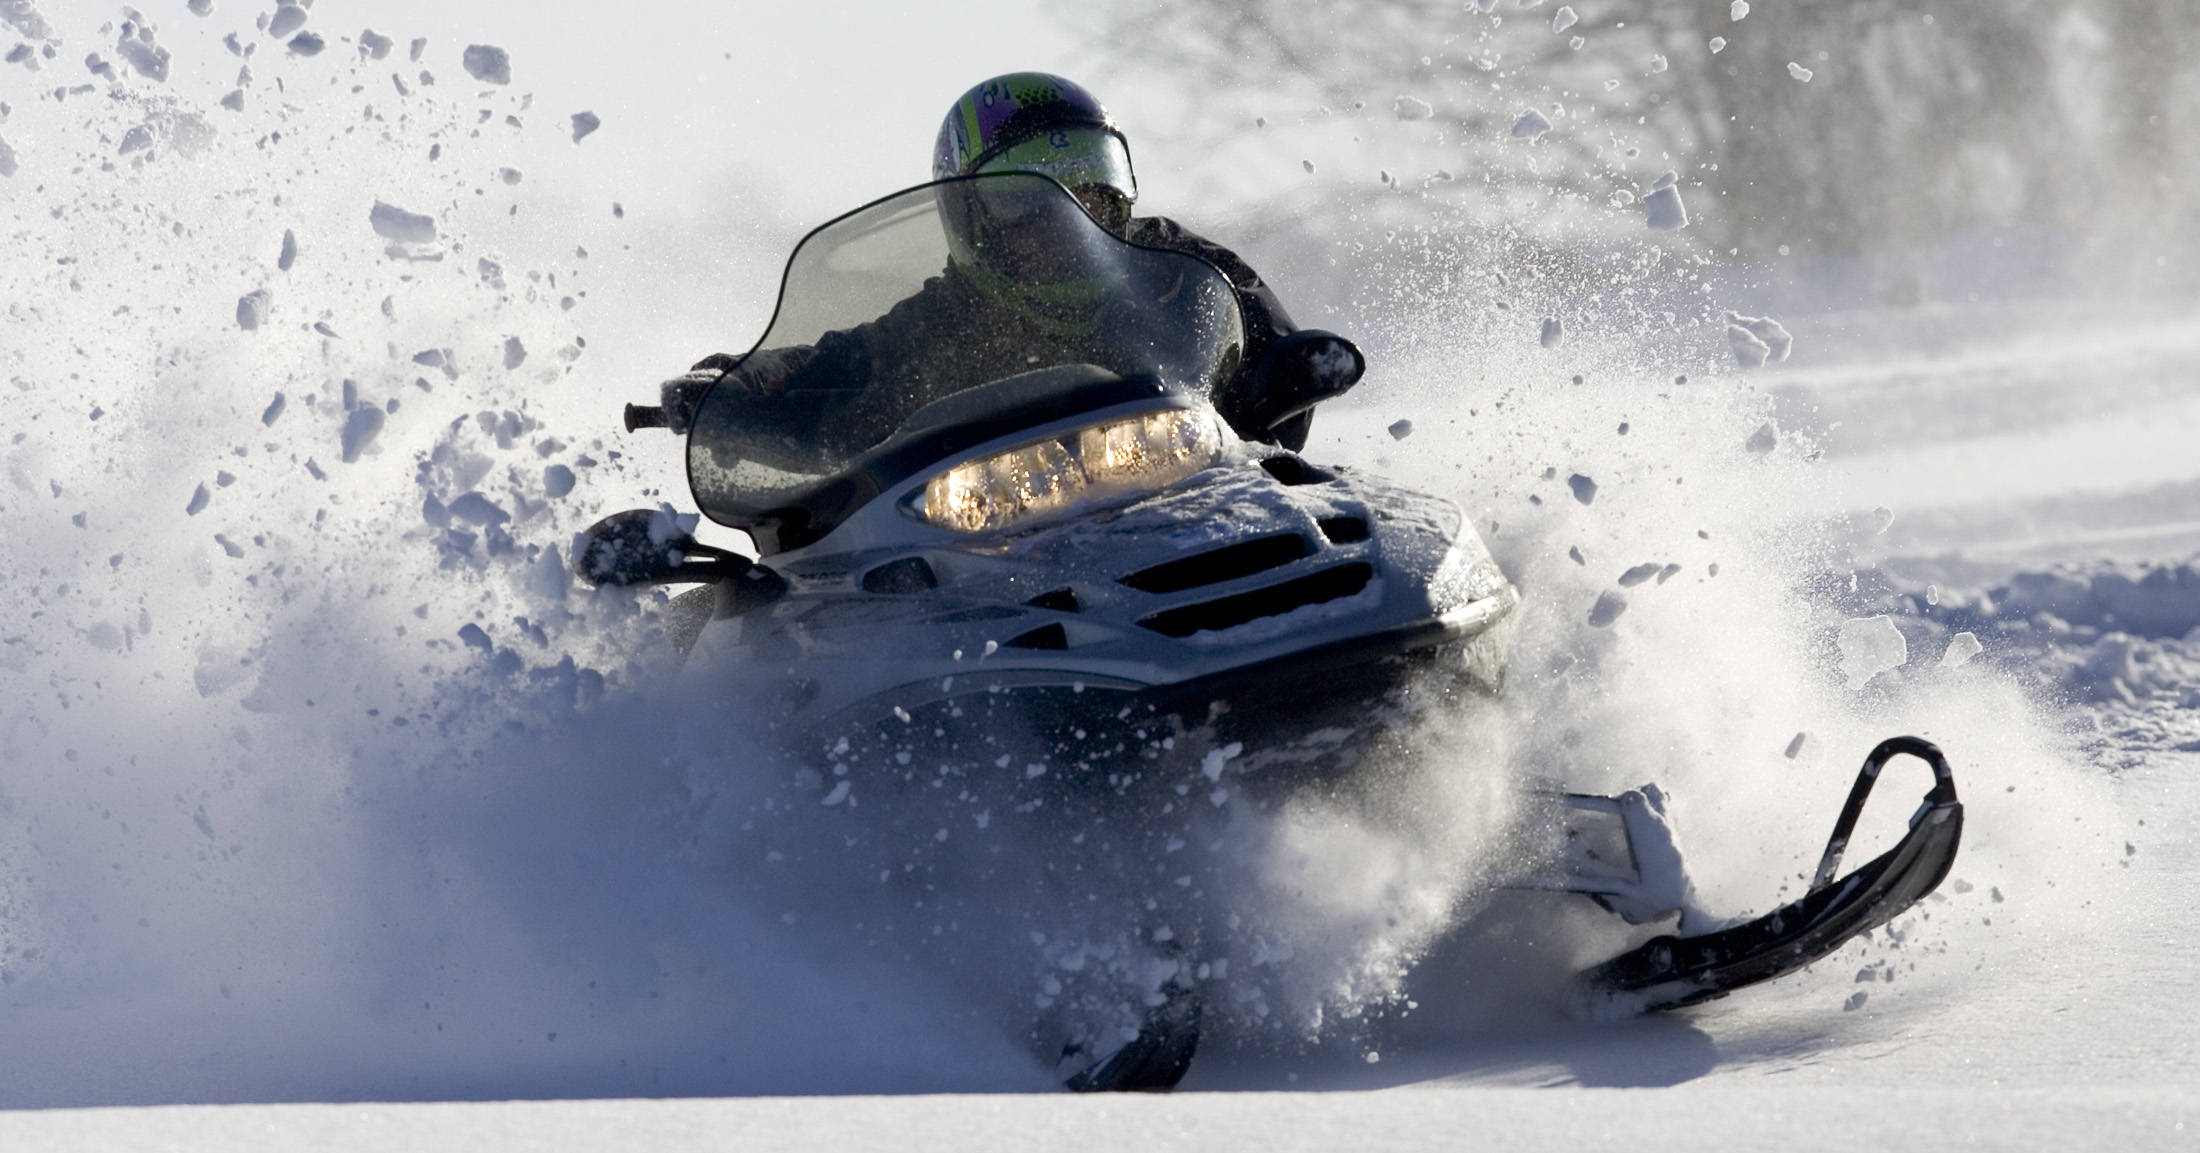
[1120,534,1310,594]
[1260,455,1335,486]
[1004,623,1070,650]
[1137,563,1372,638]
[862,556,938,594]
[1026,587,1081,613]
[1317,516,1369,544]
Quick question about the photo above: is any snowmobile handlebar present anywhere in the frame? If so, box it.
[1810,735,1959,894]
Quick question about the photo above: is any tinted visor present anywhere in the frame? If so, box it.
[974,127,1137,204]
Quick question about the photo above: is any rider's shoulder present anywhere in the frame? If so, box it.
[1122,215,1260,288]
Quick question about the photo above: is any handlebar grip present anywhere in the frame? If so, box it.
[624,403,668,433]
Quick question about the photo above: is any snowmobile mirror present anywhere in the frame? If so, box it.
[577,508,758,590]
[1246,330,1364,439]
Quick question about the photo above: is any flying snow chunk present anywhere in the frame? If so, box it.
[360,30,393,60]
[1510,110,1552,139]
[0,135,16,178]
[462,44,512,85]
[1872,506,1895,533]
[1387,419,1413,440]
[118,125,154,155]
[1710,36,1728,53]
[369,200,437,243]
[1784,731,1808,759]
[267,2,306,39]
[1568,473,1597,505]
[185,483,210,516]
[220,89,244,112]
[498,167,521,185]
[1730,0,1750,19]
[1301,159,1315,174]
[543,464,576,499]
[340,406,384,462]
[1727,323,1771,368]
[261,392,285,425]
[1588,592,1628,628]
[571,111,600,142]
[1394,95,1432,121]
[117,27,172,81]
[1,0,53,38]
[1723,311,1792,361]
[1540,317,1565,348]
[288,32,324,56]
[447,491,510,526]
[1745,421,1778,454]
[278,228,297,271]
[1618,562,1660,588]
[236,289,271,330]
[503,337,526,370]
[1552,5,1577,32]
[1648,54,1668,73]
[1941,631,1983,668]
[1789,62,1814,82]
[1837,615,1908,689]
[1643,182,1688,231]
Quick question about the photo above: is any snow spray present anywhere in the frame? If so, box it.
[0,2,2127,1103]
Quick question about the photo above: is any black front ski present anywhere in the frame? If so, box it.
[1580,735,1963,1012]
[1065,983,1203,1093]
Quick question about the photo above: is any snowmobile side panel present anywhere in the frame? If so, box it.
[1579,736,1963,1012]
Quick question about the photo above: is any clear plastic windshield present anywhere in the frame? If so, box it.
[686,172,1245,531]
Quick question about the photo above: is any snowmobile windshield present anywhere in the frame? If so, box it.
[686,172,1245,543]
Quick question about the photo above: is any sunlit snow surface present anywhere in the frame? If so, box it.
[0,0,2194,1135]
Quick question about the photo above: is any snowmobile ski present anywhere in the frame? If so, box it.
[1064,983,1203,1093]
[1579,735,1963,1012]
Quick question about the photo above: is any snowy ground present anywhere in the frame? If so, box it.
[2,0,2197,1148]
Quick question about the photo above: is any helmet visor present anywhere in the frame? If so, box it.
[975,127,1137,204]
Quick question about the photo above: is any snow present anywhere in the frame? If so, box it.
[1539,316,1564,348]
[267,3,306,40]
[0,1,2196,1145]
[1836,614,1908,688]
[571,111,601,142]
[1730,0,1750,19]
[463,44,512,85]
[369,200,437,244]
[1642,182,1687,231]
[1723,312,1793,363]
[1550,7,1576,34]
[1709,37,1726,53]
[1789,62,1815,82]
[1509,110,1551,139]
[1392,95,1431,121]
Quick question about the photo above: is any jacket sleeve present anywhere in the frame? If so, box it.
[1121,216,1316,449]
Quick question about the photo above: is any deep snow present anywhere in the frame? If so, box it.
[0,0,2195,1146]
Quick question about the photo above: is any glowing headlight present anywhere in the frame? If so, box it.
[920,408,1224,533]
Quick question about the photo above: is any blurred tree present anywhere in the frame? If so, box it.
[1064,0,2199,260]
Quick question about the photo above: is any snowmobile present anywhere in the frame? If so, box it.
[579,173,1964,1091]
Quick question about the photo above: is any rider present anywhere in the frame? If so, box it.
[663,72,1358,456]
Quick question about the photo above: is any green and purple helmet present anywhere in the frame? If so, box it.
[932,73,1137,207]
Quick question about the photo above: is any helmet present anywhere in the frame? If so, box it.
[932,73,1137,216]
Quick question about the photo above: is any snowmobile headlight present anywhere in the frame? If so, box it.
[919,408,1224,534]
